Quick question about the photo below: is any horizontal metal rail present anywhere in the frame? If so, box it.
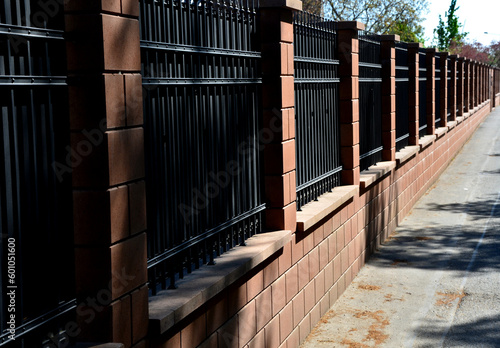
[142,77,262,85]
[0,76,67,85]
[147,204,266,269]
[0,23,64,40]
[296,166,343,192]
[294,78,340,84]
[360,146,383,160]
[140,40,262,58]
[294,56,339,65]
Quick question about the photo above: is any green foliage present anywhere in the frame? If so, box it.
[433,0,467,51]
[389,19,425,44]
[322,0,428,41]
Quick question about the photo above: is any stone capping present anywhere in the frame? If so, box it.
[395,145,419,165]
[447,120,458,130]
[435,126,448,139]
[463,112,471,119]
[296,185,359,233]
[456,116,464,124]
[419,135,435,150]
[359,161,396,189]
[148,229,292,335]
[259,0,302,10]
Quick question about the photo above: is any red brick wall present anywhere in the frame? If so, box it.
[152,103,491,348]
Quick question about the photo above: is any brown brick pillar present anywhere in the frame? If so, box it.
[260,0,301,231]
[381,35,398,161]
[437,52,448,127]
[65,1,148,347]
[457,57,464,116]
[448,55,457,122]
[425,48,436,134]
[407,43,421,145]
[337,21,364,185]
[464,59,470,113]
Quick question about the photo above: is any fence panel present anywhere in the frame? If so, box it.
[418,49,427,137]
[293,12,341,210]
[0,2,75,346]
[435,55,441,127]
[447,58,452,121]
[359,31,382,171]
[395,42,409,151]
[140,0,265,292]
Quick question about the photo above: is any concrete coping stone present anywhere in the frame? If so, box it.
[148,229,292,335]
[435,127,448,138]
[419,135,435,150]
[456,116,464,124]
[463,112,471,119]
[447,121,458,130]
[395,145,419,165]
[296,185,359,233]
[359,161,396,190]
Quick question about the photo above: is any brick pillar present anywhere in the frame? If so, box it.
[381,35,398,161]
[464,59,470,112]
[407,43,421,145]
[457,57,464,116]
[425,48,436,135]
[337,21,364,185]
[437,52,448,127]
[260,0,301,231]
[65,2,148,347]
[449,55,457,122]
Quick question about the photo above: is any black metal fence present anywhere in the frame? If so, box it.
[447,58,452,121]
[0,2,75,346]
[435,55,441,128]
[293,12,341,210]
[418,49,427,137]
[140,0,265,293]
[395,42,409,151]
[358,31,382,171]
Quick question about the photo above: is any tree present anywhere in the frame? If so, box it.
[302,0,323,16]
[322,0,428,39]
[450,41,489,63]
[390,19,425,44]
[433,0,467,51]
[489,41,500,68]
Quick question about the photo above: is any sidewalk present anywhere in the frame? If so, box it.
[301,107,500,348]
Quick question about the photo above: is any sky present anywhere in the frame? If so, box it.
[422,0,500,47]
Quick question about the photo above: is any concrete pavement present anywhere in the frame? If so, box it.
[300,107,500,348]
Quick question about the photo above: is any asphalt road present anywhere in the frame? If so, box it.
[301,107,500,348]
